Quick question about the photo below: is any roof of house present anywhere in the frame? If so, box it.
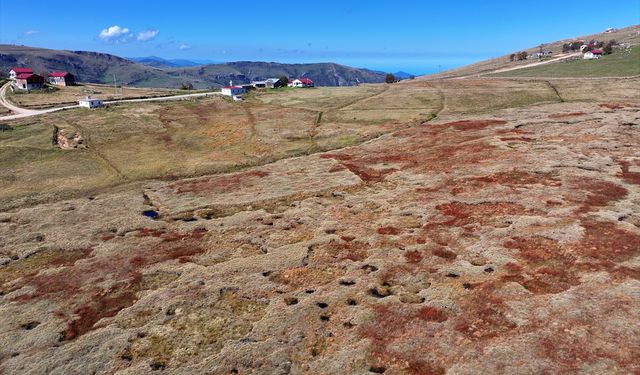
[299,78,314,84]
[48,71,71,77]
[16,73,40,80]
[11,67,32,73]
[591,49,603,54]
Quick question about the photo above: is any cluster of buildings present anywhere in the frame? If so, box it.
[221,77,315,100]
[8,67,75,90]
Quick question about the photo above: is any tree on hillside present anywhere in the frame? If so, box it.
[509,53,517,62]
[278,75,289,88]
[385,73,396,84]
[603,43,613,55]
[516,51,528,61]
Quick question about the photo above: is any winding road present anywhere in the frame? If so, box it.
[0,82,221,121]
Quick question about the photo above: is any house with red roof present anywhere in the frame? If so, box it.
[48,71,75,86]
[288,78,314,88]
[15,73,45,90]
[583,49,603,60]
[9,68,33,80]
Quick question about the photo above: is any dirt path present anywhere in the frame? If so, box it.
[0,82,221,121]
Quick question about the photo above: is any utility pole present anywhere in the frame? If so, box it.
[113,73,117,96]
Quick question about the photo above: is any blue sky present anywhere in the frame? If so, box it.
[1,0,638,74]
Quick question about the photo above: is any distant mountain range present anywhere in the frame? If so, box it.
[128,56,220,68]
[0,45,387,88]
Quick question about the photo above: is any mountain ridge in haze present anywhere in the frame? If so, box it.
[0,45,386,88]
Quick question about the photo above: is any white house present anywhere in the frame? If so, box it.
[583,50,603,60]
[221,85,246,97]
[9,67,32,80]
[288,78,314,88]
[79,96,103,108]
[14,73,44,90]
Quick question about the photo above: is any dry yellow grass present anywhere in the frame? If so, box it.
[6,84,183,109]
[1,76,636,209]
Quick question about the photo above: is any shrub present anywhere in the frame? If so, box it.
[385,73,396,84]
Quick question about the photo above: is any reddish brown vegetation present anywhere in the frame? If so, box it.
[567,178,627,212]
[548,112,586,119]
[499,136,535,142]
[470,170,561,188]
[617,160,640,185]
[361,303,448,373]
[322,241,369,262]
[452,282,517,339]
[599,103,625,110]
[378,226,401,235]
[404,250,424,263]
[171,170,270,194]
[503,219,640,293]
[434,201,540,227]
[12,228,209,340]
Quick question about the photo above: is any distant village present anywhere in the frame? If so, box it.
[509,27,622,62]
[221,77,315,101]
[5,66,316,107]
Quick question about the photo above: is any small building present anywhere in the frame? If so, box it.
[584,50,603,60]
[14,73,44,90]
[252,78,283,89]
[48,71,75,86]
[604,27,617,33]
[265,78,284,89]
[9,67,33,80]
[79,96,103,108]
[288,78,314,88]
[221,86,246,97]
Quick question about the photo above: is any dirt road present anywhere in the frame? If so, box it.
[0,82,221,121]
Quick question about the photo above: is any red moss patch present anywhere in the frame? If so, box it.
[322,241,369,262]
[471,170,561,188]
[360,303,449,373]
[599,103,624,110]
[617,160,640,185]
[499,136,535,142]
[404,250,424,263]
[378,226,401,235]
[548,112,586,119]
[11,228,209,340]
[435,201,540,227]
[171,170,270,194]
[452,283,517,339]
[567,178,627,212]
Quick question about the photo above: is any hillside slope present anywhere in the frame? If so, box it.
[165,61,386,87]
[422,24,640,79]
[492,44,640,78]
[0,45,386,88]
[0,45,177,86]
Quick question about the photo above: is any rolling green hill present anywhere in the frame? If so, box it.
[492,45,640,78]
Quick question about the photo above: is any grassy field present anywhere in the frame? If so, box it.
[492,45,640,78]
[5,83,186,109]
[1,77,636,209]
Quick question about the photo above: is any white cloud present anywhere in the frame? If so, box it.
[23,30,39,37]
[98,25,132,43]
[137,29,159,42]
[179,44,191,50]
